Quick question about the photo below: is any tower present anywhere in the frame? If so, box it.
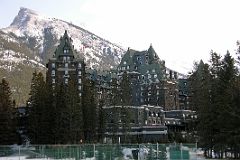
[46,30,84,97]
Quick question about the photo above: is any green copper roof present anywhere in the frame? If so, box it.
[147,44,160,64]
[53,30,78,59]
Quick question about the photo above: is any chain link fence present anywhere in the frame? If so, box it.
[0,143,205,160]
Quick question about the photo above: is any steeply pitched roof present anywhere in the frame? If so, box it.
[147,44,160,64]
[53,30,78,59]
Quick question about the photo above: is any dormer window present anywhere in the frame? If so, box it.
[64,49,69,54]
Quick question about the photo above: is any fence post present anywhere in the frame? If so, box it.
[94,144,95,159]
[157,143,159,159]
[18,145,20,160]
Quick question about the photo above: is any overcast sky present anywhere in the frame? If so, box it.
[1,0,240,73]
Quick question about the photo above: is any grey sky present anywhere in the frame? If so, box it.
[1,0,240,73]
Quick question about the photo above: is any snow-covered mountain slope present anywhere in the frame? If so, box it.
[1,7,125,70]
[0,7,125,106]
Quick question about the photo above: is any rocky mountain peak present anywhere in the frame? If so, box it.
[10,7,41,28]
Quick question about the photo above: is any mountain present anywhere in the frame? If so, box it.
[0,7,125,105]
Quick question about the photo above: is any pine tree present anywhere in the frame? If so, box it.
[188,60,215,157]
[27,72,49,144]
[0,78,17,144]
[189,51,240,158]
[213,52,239,157]
[65,79,83,143]
[82,78,97,142]
[109,78,121,142]
[98,99,106,143]
[54,83,68,143]
[119,72,132,143]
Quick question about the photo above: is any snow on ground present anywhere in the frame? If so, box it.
[0,156,95,160]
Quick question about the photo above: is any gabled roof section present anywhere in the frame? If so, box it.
[53,30,78,59]
[147,44,160,64]
[119,48,136,66]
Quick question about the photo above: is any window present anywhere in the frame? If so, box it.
[148,74,151,79]
[79,93,82,97]
[65,78,68,84]
[63,57,67,61]
[78,63,81,68]
[149,112,152,116]
[65,63,68,68]
[152,69,155,73]
[78,70,81,75]
[127,65,130,69]
[78,78,81,84]
[123,61,126,65]
[122,66,125,70]
[78,85,82,91]
[67,57,70,61]
[65,70,68,75]
[64,49,69,54]
[52,63,55,68]
[52,79,55,84]
[154,74,157,78]
[51,70,55,76]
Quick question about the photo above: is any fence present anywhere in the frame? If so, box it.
[0,143,205,160]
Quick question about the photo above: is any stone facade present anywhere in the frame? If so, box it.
[45,30,192,143]
[103,105,168,143]
[117,46,179,110]
[46,30,84,97]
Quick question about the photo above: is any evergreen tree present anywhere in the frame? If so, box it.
[119,72,132,143]
[27,72,50,144]
[0,78,17,144]
[213,52,239,157]
[109,78,121,142]
[54,83,68,143]
[189,51,240,158]
[98,99,106,143]
[189,60,214,154]
[65,79,84,143]
[82,78,97,142]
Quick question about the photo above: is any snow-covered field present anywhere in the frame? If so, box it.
[0,156,95,160]
[0,144,205,160]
